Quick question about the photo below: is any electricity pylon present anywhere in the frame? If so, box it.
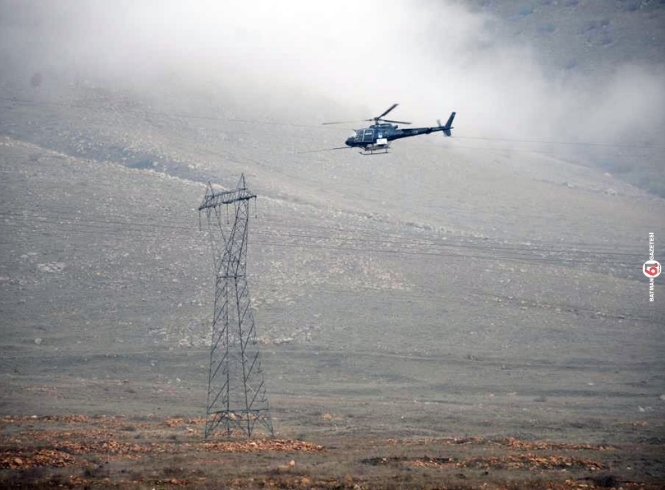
[198,174,273,438]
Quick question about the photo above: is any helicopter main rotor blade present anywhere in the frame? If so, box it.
[321,120,365,125]
[296,146,352,154]
[376,103,399,120]
[325,103,404,125]
[381,118,411,125]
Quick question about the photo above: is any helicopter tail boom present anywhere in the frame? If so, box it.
[438,112,456,137]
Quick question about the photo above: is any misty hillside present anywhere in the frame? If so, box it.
[472,0,665,74]
[1,0,664,448]
[1,0,664,195]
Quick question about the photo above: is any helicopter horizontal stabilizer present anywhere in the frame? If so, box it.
[439,112,456,137]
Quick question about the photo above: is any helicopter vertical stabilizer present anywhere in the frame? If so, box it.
[440,112,456,137]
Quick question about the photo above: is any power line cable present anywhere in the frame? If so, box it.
[0,210,644,259]
[0,221,645,271]
[2,95,663,151]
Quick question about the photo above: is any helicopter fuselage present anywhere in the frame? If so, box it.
[344,116,454,153]
[322,105,455,154]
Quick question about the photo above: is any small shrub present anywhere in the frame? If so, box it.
[647,181,665,198]
[611,162,632,174]
[129,158,154,170]
[637,174,652,187]
[624,0,641,12]
[600,33,614,45]
[130,471,144,480]
[592,474,618,487]
[581,20,599,33]
[83,464,108,478]
[538,22,556,33]
[162,465,186,478]
[1,468,61,487]
[23,466,47,482]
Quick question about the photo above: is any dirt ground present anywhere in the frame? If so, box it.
[1,60,664,489]
[1,414,663,489]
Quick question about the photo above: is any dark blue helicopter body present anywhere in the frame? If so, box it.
[324,104,455,154]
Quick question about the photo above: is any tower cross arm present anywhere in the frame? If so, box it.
[198,187,256,211]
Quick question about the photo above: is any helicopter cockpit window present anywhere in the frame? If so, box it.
[355,130,363,141]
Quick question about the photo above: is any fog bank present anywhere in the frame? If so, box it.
[1,0,664,145]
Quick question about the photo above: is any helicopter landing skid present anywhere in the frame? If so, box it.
[359,149,390,156]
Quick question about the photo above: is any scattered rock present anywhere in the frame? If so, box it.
[37,262,66,273]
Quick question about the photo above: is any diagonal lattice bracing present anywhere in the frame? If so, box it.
[199,174,273,438]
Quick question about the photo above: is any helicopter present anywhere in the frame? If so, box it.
[322,103,456,155]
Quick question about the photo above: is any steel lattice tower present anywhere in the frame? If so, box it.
[199,174,273,438]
